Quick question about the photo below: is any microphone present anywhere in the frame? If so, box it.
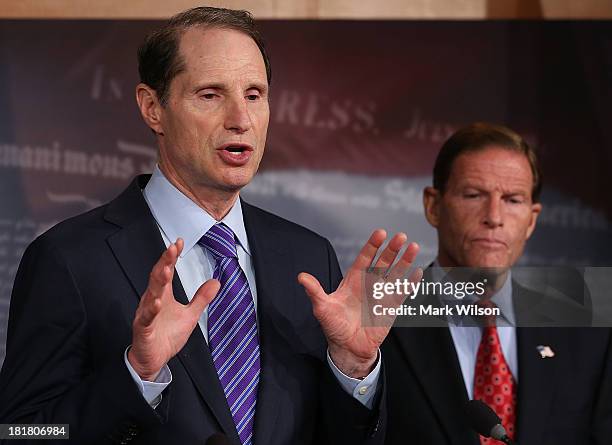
[465,399,516,445]
[205,433,232,445]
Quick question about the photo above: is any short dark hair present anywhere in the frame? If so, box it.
[433,122,542,202]
[137,6,271,106]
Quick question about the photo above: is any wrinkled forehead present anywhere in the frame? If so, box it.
[449,147,535,191]
[177,26,267,79]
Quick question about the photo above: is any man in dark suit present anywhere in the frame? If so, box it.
[0,7,421,444]
[382,123,612,444]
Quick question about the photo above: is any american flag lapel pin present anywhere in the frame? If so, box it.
[536,345,555,358]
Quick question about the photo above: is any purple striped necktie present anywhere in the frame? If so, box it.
[198,223,259,445]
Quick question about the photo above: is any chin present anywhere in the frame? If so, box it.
[219,171,257,190]
[465,252,511,269]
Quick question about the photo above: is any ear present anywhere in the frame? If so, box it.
[423,186,441,228]
[136,83,164,135]
[525,202,542,239]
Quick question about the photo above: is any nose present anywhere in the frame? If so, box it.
[224,96,252,134]
[483,196,503,228]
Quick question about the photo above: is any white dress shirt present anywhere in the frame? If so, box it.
[431,262,518,399]
[125,166,380,408]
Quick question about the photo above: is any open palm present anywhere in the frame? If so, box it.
[299,229,421,378]
[128,239,220,381]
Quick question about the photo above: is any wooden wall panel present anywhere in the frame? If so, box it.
[0,0,610,19]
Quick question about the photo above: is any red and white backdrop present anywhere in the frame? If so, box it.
[0,20,611,366]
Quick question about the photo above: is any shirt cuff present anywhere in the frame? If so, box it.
[124,346,172,407]
[326,348,381,409]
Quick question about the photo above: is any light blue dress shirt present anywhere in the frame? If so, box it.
[431,262,518,399]
[125,166,380,408]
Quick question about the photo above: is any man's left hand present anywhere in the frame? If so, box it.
[298,229,421,378]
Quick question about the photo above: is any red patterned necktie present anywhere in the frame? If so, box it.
[473,303,517,444]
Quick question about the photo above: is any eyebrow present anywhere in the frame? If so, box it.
[247,82,268,93]
[460,184,530,195]
[193,82,268,94]
[503,191,529,197]
[193,83,226,94]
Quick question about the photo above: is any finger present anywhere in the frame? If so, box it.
[163,239,181,272]
[149,243,175,288]
[174,238,184,258]
[137,290,162,326]
[373,232,408,271]
[410,266,424,283]
[164,237,183,289]
[139,255,170,325]
[386,241,420,282]
[297,272,327,310]
[148,242,180,295]
[349,229,387,272]
[136,241,183,328]
[386,265,424,307]
[189,279,221,316]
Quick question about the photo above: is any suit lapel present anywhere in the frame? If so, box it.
[391,327,478,444]
[104,175,240,443]
[242,202,293,445]
[512,283,559,444]
[389,266,478,444]
[170,277,241,444]
[390,269,560,444]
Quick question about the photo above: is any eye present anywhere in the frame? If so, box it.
[245,87,264,101]
[505,195,524,204]
[201,93,217,100]
[464,192,480,199]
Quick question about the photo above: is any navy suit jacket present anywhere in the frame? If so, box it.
[0,175,385,444]
[382,279,612,445]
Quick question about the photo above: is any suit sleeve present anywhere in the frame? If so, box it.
[316,239,387,444]
[0,238,168,444]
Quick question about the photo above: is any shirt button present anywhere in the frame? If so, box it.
[358,386,369,395]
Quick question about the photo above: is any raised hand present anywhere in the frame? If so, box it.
[298,229,421,378]
[128,239,220,381]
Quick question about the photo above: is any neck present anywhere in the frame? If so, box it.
[159,163,239,221]
[480,270,509,298]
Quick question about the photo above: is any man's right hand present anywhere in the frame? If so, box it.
[128,238,220,381]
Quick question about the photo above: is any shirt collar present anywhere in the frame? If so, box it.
[143,165,251,257]
[432,259,516,326]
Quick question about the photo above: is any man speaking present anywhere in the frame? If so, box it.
[382,123,612,444]
[0,7,420,444]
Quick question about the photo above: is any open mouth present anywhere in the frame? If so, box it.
[224,146,248,153]
[217,143,254,165]
[219,143,254,153]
